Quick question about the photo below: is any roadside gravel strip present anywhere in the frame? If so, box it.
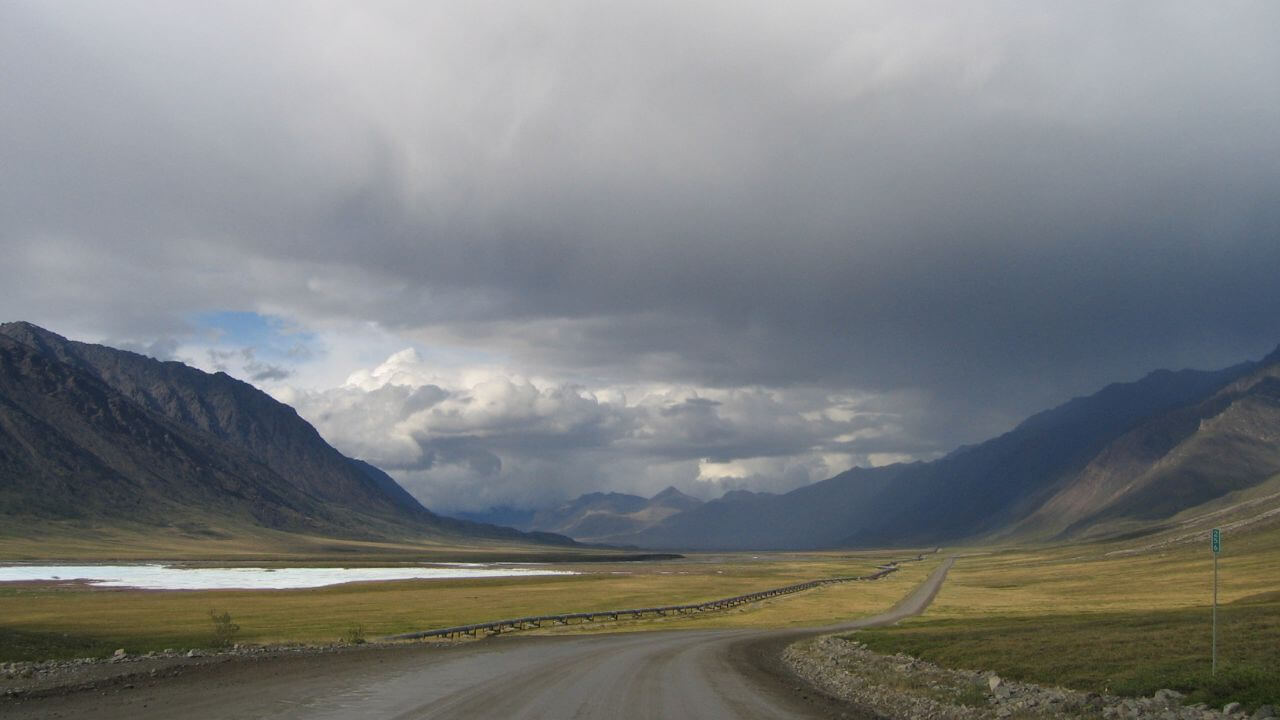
[785,637,1268,720]
[782,556,1271,720]
[1,559,953,719]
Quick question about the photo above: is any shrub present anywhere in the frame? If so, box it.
[342,623,366,645]
[209,610,240,647]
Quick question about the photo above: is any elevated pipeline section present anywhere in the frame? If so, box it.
[386,551,935,641]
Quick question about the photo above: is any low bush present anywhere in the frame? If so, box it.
[209,609,240,647]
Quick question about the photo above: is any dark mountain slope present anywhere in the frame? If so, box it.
[1019,362,1280,539]
[846,365,1260,546]
[0,322,572,545]
[0,334,319,530]
[450,506,537,531]
[0,322,410,520]
[621,353,1268,550]
[649,486,704,513]
[623,468,907,550]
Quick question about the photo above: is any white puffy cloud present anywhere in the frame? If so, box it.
[281,348,936,511]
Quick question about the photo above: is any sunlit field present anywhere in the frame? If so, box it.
[0,550,930,662]
[852,523,1280,710]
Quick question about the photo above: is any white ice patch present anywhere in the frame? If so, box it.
[0,564,576,590]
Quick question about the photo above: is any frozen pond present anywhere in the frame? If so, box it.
[0,564,578,590]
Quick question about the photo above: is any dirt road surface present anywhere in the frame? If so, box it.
[5,558,952,719]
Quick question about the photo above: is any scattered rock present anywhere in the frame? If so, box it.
[1252,706,1276,719]
[784,635,1254,720]
[1224,703,1241,716]
[0,639,447,705]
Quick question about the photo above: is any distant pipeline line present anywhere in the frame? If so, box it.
[385,551,934,641]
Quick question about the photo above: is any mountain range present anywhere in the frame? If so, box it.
[484,344,1280,549]
[457,486,703,543]
[5,320,1279,553]
[0,322,571,547]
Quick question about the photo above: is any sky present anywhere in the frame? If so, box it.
[3,1,1279,512]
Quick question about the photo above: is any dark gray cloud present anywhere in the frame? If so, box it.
[110,336,181,361]
[3,2,1280,508]
[205,349,240,373]
[246,363,292,383]
[239,349,293,383]
[202,347,293,382]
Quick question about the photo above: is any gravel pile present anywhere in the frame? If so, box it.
[784,635,1274,720]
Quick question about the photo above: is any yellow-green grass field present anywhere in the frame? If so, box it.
[0,551,928,663]
[537,553,941,634]
[851,524,1280,711]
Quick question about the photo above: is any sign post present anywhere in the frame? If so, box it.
[1211,528,1220,675]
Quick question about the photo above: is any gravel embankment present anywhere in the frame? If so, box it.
[0,641,435,700]
[784,635,1275,720]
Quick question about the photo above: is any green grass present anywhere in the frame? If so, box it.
[0,627,127,663]
[850,521,1280,713]
[853,593,1280,710]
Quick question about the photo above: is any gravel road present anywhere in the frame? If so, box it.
[5,558,952,720]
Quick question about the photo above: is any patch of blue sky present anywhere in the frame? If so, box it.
[192,310,318,364]
[190,310,525,390]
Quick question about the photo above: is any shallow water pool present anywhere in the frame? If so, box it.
[0,564,577,590]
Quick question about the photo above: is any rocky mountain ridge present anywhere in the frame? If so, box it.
[608,345,1280,549]
[0,322,571,546]
[455,485,704,543]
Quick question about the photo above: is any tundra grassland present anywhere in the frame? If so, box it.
[850,522,1280,711]
[536,553,941,634]
[0,551,926,663]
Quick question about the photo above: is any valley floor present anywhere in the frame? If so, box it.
[827,522,1280,715]
[0,559,954,720]
[0,550,929,663]
[1,513,1276,717]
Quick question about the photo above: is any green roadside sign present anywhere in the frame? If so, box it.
[1211,527,1220,675]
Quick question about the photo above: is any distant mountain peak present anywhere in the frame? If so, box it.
[1262,342,1280,367]
[651,485,690,500]
[0,320,40,331]
[0,320,63,350]
[505,485,703,542]
[649,486,702,513]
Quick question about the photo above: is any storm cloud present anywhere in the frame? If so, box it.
[3,2,1279,509]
